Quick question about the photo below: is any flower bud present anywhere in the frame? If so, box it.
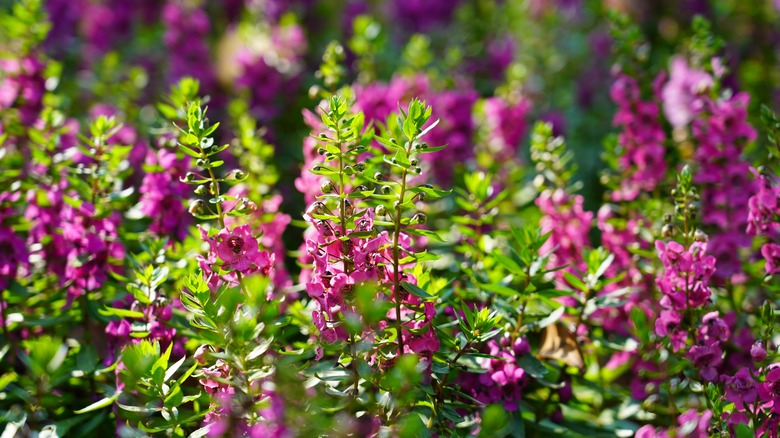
[751,341,767,363]
[194,345,209,364]
[375,205,386,216]
[196,158,207,167]
[413,167,422,174]
[693,229,708,242]
[194,185,208,195]
[321,181,335,194]
[558,379,573,403]
[663,214,672,223]
[225,169,246,181]
[343,199,354,215]
[411,213,427,224]
[381,186,392,195]
[374,172,384,181]
[184,172,195,182]
[354,162,365,172]
[236,197,256,213]
[311,201,325,215]
[158,305,173,321]
[661,224,674,238]
[188,199,208,215]
[308,85,321,99]
[317,147,326,155]
[410,158,419,166]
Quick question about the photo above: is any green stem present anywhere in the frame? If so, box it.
[392,165,409,358]
[335,127,360,398]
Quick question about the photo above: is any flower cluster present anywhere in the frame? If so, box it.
[0,193,27,292]
[61,201,126,305]
[0,55,45,127]
[482,95,531,162]
[461,336,530,411]
[662,56,757,280]
[536,189,592,287]
[609,73,667,201]
[747,167,780,276]
[163,1,215,92]
[136,148,191,240]
[234,23,307,123]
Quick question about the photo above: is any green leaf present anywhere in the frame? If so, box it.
[535,306,565,330]
[74,391,121,414]
[164,354,187,382]
[562,271,587,293]
[406,228,445,242]
[401,282,433,299]
[98,307,145,319]
[733,423,753,438]
[189,426,212,438]
[76,345,98,373]
[246,337,274,362]
[479,283,518,297]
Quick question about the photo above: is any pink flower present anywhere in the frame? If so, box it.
[762,243,780,275]
[661,56,713,129]
[214,225,272,273]
[609,73,667,201]
[676,409,712,438]
[759,365,780,404]
[698,311,730,346]
[747,170,780,236]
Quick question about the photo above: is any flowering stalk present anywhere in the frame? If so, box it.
[173,86,278,435]
[311,94,370,391]
[530,121,592,293]
[72,115,127,394]
[375,99,438,357]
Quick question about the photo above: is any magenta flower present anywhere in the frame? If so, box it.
[724,367,758,406]
[747,169,780,236]
[751,341,767,363]
[687,344,722,381]
[655,240,715,312]
[698,311,730,346]
[214,225,272,273]
[635,425,669,438]
[676,409,712,438]
[609,73,667,201]
[0,221,27,291]
[537,189,593,290]
[762,243,780,275]
[483,96,531,160]
[759,365,780,405]
[137,149,191,240]
[661,56,713,129]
